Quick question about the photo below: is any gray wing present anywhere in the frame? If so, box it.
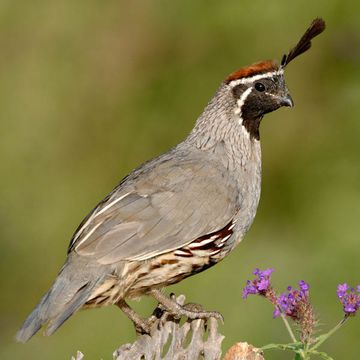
[69,154,240,265]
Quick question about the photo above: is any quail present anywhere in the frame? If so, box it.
[16,18,325,342]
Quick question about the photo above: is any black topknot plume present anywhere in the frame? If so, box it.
[281,18,326,67]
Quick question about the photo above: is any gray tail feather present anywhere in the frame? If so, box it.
[15,290,51,343]
[16,261,106,343]
[44,281,96,337]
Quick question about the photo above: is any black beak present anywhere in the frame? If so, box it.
[280,94,294,107]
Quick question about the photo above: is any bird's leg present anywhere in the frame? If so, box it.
[149,289,224,323]
[116,299,158,335]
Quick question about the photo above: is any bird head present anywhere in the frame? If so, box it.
[223,18,326,140]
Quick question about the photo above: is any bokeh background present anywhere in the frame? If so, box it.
[1,1,359,359]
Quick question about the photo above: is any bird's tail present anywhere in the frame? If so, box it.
[16,256,107,343]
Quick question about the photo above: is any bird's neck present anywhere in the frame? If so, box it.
[185,90,262,171]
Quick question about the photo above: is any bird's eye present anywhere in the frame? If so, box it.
[255,82,265,92]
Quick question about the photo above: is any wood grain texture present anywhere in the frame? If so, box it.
[72,295,265,360]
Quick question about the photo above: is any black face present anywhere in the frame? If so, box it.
[232,74,293,140]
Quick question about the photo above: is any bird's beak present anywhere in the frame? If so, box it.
[280,94,294,107]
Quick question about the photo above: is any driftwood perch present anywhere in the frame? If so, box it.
[72,295,264,360]
[113,295,223,360]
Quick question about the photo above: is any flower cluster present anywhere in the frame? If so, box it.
[242,267,360,357]
[274,280,315,341]
[242,269,315,342]
[273,280,310,320]
[242,268,274,299]
[337,283,360,315]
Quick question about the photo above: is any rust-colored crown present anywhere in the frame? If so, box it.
[225,60,279,84]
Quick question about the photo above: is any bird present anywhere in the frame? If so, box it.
[16,18,325,342]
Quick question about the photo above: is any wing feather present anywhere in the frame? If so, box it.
[70,152,240,264]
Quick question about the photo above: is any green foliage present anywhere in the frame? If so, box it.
[1,1,359,359]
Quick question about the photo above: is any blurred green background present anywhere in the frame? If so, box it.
[1,0,359,359]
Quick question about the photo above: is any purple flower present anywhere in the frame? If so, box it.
[242,268,274,299]
[299,280,309,293]
[273,280,310,320]
[337,283,360,315]
[337,283,348,299]
[242,270,316,342]
[273,280,315,342]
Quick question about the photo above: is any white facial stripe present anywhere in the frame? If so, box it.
[234,87,253,122]
[265,92,277,99]
[228,69,284,87]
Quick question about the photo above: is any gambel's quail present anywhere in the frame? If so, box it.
[17,18,325,342]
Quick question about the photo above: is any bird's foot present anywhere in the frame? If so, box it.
[149,289,224,323]
[116,299,159,335]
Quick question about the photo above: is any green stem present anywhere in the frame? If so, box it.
[303,341,310,360]
[280,312,297,343]
[279,310,308,359]
[310,316,349,352]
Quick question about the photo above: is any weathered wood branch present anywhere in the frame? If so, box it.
[72,295,264,360]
